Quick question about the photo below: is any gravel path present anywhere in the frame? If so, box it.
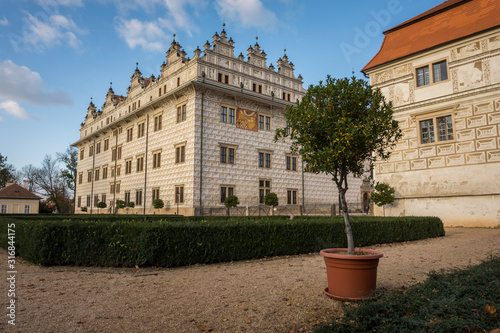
[1,227,499,333]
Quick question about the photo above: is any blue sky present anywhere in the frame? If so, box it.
[0,0,444,171]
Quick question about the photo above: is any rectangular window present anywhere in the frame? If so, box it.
[220,186,234,203]
[80,149,84,160]
[253,83,262,93]
[104,138,109,151]
[137,122,145,138]
[221,106,227,123]
[152,188,160,202]
[87,170,92,182]
[117,146,122,160]
[77,196,81,208]
[154,115,162,131]
[102,194,106,205]
[419,114,454,144]
[125,160,132,174]
[94,195,99,207]
[103,166,108,179]
[1,204,7,214]
[177,104,186,123]
[282,92,291,101]
[286,156,297,171]
[285,121,291,135]
[265,116,271,131]
[158,87,162,97]
[228,108,235,124]
[124,191,131,205]
[287,190,297,205]
[127,127,133,142]
[96,142,101,154]
[111,147,116,161]
[95,168,100,181]
[176,145,185,164]
[153,151,161,169]
[136,190,142,206]
[420,119,435,144]
[433,60,448,83]
[24,205,31,214]
[175,186,184,203]
[259,115,264,130]
[416,66,430,87]
[259,180,271,204]
[258,152,271,168]
[78,173,83,184]
[89,145,94,157]
[177,77,180,86]
[86,195,91,207]
[218,73,230,84]
[137,156,144,172]
[220,146,235,164]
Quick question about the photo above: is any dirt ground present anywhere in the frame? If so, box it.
[1,227,499,333]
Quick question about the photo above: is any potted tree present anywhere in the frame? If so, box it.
[276,76,401,300]
[224,195,239,216]
[264,192,278,216]
[370,182,396,217]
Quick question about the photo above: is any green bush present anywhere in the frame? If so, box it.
[315,256,500,333]
[0,216,444,267]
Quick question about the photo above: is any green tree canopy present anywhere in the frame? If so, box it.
[224,195,239,208]
[115,200,126,209]
[153,199,164,210]
[276,75,401,254]
[0,153,16,188]
[370,182,396,207]
[264,192,279,207]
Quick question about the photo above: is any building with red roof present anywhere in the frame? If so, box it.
[363,0,500,227]
[0,183,41,214]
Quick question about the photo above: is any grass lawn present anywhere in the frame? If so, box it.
[315,256,500,333]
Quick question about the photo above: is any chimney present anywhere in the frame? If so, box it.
[23,180,29,189]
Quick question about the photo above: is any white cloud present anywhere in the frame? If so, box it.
[114,0,207,51]
[0,59,73,106]
[0,100,32,120]
[22,13,86,51]
[0,17,8,26]
[115,18,166,51]
[215,0,277,30]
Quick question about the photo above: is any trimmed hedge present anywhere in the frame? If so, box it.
[0,216,444,267]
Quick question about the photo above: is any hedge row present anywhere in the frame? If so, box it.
[0,216,444,267]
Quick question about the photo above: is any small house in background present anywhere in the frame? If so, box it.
[0,183,40,214]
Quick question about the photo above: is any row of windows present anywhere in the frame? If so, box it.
[80,148,298,184]
[0,204,31,214]
[217,72,294,102]
[220,106,273,131]
[77,186,184,208]
[419,114,453,144]
[77,183,299,208]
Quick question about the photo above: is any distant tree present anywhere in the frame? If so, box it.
[275,76,401,254]
[19,164,37,192]
[0,153,16,188]
[370,182,396,217]
[39,200,55,214]
[153,199,164,214]
[57,147,78,208]
[127,202,135,208]
[264,192,279,207]
[115,200,126,210]
[96,201,107,214]
[33,155,72,213]
[224,195,239,216]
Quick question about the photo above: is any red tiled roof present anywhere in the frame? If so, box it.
[362,0,500,72]
[0,183,41,200]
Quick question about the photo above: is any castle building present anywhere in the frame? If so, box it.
[72,28,365,215]
[363,0,500,227]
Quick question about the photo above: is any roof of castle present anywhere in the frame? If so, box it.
[362,0,500,72]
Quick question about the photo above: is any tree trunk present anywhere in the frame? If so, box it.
[340,188,355,254]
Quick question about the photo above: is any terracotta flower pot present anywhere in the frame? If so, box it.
[320,248,383,301]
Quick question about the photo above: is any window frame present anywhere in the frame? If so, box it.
[220,186,235,204]
[286,155,298,171]
[414,109,456,147]
[175,185,184,204]
[152,150,162,169]
[287,189,298,205]
[175,143,186,164]
[415,58,450,88]
[177,104,187,123]
[220,143,237,165]
[258,179,271,204]
[154,114,162,132]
